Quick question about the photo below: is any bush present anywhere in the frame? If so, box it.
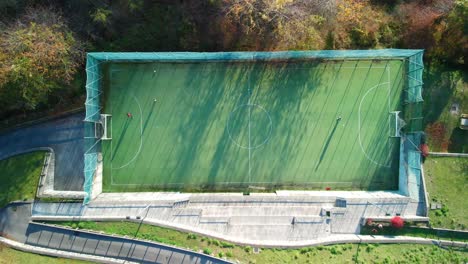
[211,239,221,246]
[218,252,224,258]
[244,246,252,253]
[221,241,234,248]
[330,246,342,255]
[187,233,197,240]
[203,248,212,255]
[441,206,449,216]
[425,122,450,151]
[366,244,375,252]
[226,251,233,258]
[77,222,85,229]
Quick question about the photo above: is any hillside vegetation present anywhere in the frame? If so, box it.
[0,1,466,127]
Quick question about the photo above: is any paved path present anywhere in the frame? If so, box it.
[0,203,230,264]
[0,113,85,191]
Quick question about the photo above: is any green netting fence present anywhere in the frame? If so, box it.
[83,49,425,204]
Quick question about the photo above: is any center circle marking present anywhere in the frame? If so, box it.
[227,104,273,149]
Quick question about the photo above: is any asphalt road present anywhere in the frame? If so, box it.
[0,203,230,264]
[0,113,85,191]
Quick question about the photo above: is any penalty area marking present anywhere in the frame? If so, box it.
[358,82,392,168]
[111,94,143,174]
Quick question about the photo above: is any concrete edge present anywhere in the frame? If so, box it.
[419,164,430,217]
[0,147,52,162]
[31,216,468,249]
[428,152,468,157]
[0,148,85,199]
[36,148,86,199]
[0,107,84,135]
[30,222,233,264]
[0,236,136,264]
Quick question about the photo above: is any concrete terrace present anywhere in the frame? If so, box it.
[32,191,428,247]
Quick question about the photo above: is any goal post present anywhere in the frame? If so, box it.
[100,114,112,140]
[389,111,406,137]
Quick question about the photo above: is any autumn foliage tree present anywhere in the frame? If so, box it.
[425,122,450,151]
[222,0,329,50]
[335,0,395,49]
[0,6,83,111]
[431,0,467,64]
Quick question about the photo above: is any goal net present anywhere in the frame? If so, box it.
[100,114,112,140]
[389,111,406,137]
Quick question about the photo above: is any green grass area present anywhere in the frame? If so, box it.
[50,221,467,263]
[102,59,405,192]
[0,245,90,264]
[424,156,468,229]
[361,225,467,242]
[0,152,45,208]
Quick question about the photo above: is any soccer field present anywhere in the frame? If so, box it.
[101,58,405,192]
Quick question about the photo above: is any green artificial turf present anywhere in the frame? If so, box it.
[0,152,45,207]
[102,59,405,192]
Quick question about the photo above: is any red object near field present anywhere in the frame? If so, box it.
[325,187,331,191]
[391,216,404,229]
[420,144,429,157]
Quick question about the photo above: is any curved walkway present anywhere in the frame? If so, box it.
[0,112,85,191]
[0,203,230,264]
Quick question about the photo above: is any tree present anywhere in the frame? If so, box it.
[0,6,84,111]
[335,0,392,48]
[221,0,329,50]
[431,0,467,64]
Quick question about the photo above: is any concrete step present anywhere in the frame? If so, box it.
[229,216,293,226]
[201,206,323,217]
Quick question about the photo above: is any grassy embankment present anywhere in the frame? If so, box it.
[0,245,90,264]
[424,157,467,229]
[0,152,45,208]
[0,152,89,263]
[51,221,468,263]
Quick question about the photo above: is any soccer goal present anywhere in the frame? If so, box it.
[99,114,112,140]
[389,111,406,137]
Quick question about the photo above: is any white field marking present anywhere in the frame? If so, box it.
[358,82,392,168]
[248,76,252,183]
[387,67,391,113]
[387,67,392,136]
[108,180,356,186]
[107,65,393,187]
[335,67,386,69]
[226,104,273,150]
[111,95,143,172]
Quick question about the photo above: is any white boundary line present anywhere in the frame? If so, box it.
[106,64,397,187]
[111,95,143,171]
[104,180,357,186]
[248,76,252,183]
[358,82,392,168]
